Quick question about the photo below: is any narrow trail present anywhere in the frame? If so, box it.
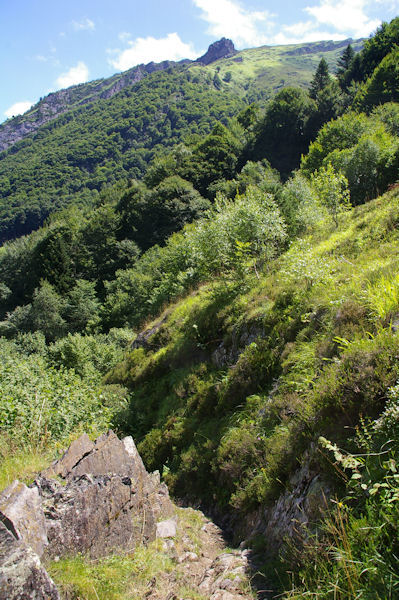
[145,506,256,600]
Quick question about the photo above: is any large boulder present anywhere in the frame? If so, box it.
[0,430,176,595]
[35,473,156,559]
[42,431,147,482]
[35,431,174,559]
[42,432,94,479]
[0,521,59,600]
[0,481,47,558]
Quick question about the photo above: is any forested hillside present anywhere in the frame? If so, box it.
[0,37,361,242]
[1,16,399,599]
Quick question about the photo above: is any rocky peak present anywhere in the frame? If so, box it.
[197,38,236,65]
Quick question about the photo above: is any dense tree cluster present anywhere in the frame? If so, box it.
[0,19,397,353]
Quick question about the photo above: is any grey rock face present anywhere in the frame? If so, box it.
[36,473,156,559]
[0,521,59,600]
[42,430,150,483]
[42,432,94,479]
[197,38,236,65]
[1,431,175,596]
[156,518,177,539]
[198,550,250,600]
[34,431,174,559]
[236,446,330,556]
[212,323,264,368]
[0,481,48,558]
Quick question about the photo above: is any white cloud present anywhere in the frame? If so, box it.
[270,21,341,45]
[193,0,275,47]
[305,0,380,38]
[109,33,197,71]
[5,101,33,119]
[56,61,89,89]
[32,53,60,66]
[264,0,388,45]
[191,0,390,47]
[118,31,131,42]
[72,18,95,32]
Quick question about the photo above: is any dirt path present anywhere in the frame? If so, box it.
[145,507,256,600]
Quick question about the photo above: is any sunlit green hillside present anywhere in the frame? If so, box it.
[192,38,363,101]
[0,38,362,242]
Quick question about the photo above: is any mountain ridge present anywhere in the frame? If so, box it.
[0,37,362,154]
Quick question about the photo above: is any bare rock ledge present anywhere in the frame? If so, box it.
[0,431,175,599]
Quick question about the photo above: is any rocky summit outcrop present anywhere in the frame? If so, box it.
[0,431,174,599]
[197,38,236,65]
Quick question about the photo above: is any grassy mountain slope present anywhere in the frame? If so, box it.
[196,38,363,102]
[3,23,399,597]
[106,187,399,594]
[0,38,362,242]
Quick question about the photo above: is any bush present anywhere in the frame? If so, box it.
[0,338,112,445]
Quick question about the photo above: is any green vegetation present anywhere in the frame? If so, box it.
[0,38,362,242]
[0,330,129,490]
[47,506,247,600]
[1,20,399,599]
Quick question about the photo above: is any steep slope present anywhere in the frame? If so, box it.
[106,187,399,591]
[0,37,362,243]
[0,60,190,154]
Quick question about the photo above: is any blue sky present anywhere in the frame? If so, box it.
[2,0,399,122]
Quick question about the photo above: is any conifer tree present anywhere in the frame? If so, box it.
[337,44,356,90]
[310,58,331,99]
[337,44,355,75]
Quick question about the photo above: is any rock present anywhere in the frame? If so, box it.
[42,431,148,484]
[162,538,177,556]
[65,431,140,480]
[0,521,59,600]
[198,551,250,599]
[1,430,177,594]
[197,39,236,65]
[122,435,147,476]
[36,473,156,560]
[177,551,198,563]
[146,472,175,520]
[42,433,94,479]
[156,518,177,539]
[0,481,47,557]
[212,323,264,368]
[131,315,168,350]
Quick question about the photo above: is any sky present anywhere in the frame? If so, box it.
[1,0,399,123]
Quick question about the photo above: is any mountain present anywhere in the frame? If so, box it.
[0,59,190,154]
[0,37,362,242]
[196,37,237,64]
[1,19,399,598]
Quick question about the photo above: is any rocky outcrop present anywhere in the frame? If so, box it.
[43,430,147,482]
[0,521,59,600]
[212,321,265,368]
[0,59,187,153]
[237,447,330,555]
[197,38,236,65]
[199,550,251,600]
[0,481,48,557]
[0,431,174,598]
[130,313,170,351]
